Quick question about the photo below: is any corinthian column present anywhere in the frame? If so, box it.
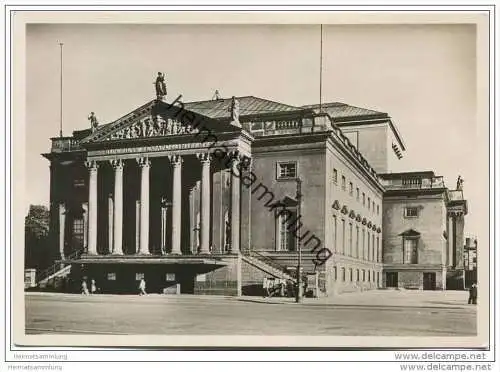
[230,155,241,253]
[111,159,124,255]
[447,213,454,267]
[197,153,211,254]
[58,202,66,260]
[82,202,88,251]
[108,194,114,254]
[137,157,151,254]
[169,155,183,254]
[85,160,99,255]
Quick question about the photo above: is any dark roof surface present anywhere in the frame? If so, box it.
[184,96,304,119]
[301,102,388,121]
[81,97,395,143]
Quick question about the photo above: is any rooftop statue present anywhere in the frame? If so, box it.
[456,175,464,191]
[212,90,222,100]
[88,112,99,132]
[229,96,240,127]
[155,72,167,99]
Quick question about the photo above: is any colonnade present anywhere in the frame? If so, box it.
[81,153,242,256]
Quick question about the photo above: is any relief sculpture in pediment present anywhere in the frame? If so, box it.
[108,115,199,141]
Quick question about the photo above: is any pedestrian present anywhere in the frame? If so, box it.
[468,283,478,304]
[262,277,269,298]
[286,279,295,298]
[138,278,147,296]
[90,279,97,295]
[81,279,89,295]
[279,279,286,297]
[268,277,276,297]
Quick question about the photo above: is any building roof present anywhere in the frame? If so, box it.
[378,171,437,180]
[303,102,406,151]
[78,96,305,143]
[301,102,388,121]
[184,96,306,120]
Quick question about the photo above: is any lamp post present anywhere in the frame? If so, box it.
[295,177,303,303]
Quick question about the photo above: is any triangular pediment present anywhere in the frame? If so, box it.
[81,99,240,144]
[399,229,421,237]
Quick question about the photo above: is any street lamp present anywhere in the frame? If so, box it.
[295,177,303,303]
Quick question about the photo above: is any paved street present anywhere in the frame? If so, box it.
[25,290,476,336]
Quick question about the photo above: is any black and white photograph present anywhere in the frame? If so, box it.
[3,4,496,366]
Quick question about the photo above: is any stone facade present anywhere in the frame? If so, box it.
[41,93,468,296]
[380,172,467,290]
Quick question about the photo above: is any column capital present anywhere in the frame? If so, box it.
[110,158,124,170]
[227,151,252,170]
[227,150,240,163]
[196,153,211,163]
[448,211,464,218]
[168,154,183,165]
[85,160,99,171]
[136,157,151,168]
[240,156,252,171]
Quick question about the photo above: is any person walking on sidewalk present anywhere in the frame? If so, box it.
[262,277,269,298]
[81,279,89,295]
[138,278,147,296]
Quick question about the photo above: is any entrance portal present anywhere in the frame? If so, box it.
[386,272,398,288]
[423,272,436,290]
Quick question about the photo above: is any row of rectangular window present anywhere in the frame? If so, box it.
[333,215,382,262]
[277,162,382,217]
[334,266,380,285]
[106,273,177,281]
[333,168,380,215]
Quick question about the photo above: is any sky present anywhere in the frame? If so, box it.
[25,23,483,241]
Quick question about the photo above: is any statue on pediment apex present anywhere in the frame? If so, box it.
[155,72,167,99]
[456,175,464,191]
[88,112,99,132]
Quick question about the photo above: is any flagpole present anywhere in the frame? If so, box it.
[319,24,323,113]
[59,42,63,137]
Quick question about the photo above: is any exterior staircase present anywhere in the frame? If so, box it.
[36,249,82,289]
[242,251,297,281]
[242,250,325,297]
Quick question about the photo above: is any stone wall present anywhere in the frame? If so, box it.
[250,145,326,252]
[194,255,240,296]
[323,143,384,295]
[383,193,447,265]
[341,124,389,174]
[383,268,445,290]
[241,258,274,296]
[398,271,422,289]
[327,255,383,294]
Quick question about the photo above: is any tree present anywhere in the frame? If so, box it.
[25,205,50,272]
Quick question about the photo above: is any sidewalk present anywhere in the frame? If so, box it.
[238,289,475,309]
[26,289,476,309]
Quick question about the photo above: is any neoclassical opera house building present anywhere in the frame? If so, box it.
[41,79,468,295]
